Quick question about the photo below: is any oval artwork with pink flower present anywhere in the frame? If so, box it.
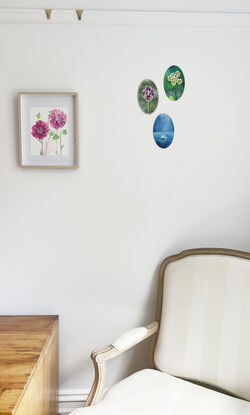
[31,107,68,156]
[137,79,158,114]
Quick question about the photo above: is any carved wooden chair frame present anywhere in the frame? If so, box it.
[85,247,250,407]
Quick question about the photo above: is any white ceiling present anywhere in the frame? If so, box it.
[0,0,250,13]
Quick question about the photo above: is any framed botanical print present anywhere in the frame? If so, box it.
[18,92,78,168]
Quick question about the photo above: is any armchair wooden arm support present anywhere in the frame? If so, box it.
[84,321,159,407]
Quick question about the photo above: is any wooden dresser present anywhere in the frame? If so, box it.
[0,315,59,415]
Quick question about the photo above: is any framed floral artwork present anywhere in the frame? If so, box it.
[164,66,185,101]
[18,92,78,168]
[137,79,158,114]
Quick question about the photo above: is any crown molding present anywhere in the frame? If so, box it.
[1,9,250,26]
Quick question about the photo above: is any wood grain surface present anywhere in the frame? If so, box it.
[0,315,58,415]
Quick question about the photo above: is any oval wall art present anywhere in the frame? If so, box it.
[164,65,185,101]
[153,113,174,149]
[137,79,159,114]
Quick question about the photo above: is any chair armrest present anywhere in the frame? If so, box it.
[85,321,159,406]
[96,321,159,361]
[112,326,148,351]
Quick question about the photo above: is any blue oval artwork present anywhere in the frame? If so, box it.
[153,114,174,149]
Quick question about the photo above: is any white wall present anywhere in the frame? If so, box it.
[2,0,250,12]
[0,10,250,395]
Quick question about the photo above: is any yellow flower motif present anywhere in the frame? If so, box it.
[168,71,183,87]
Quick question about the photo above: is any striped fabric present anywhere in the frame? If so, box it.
[154,254,250,401]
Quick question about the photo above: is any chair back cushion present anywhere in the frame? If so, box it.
[154,249,250,400]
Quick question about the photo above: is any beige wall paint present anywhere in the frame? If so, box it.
[0,13,250,392]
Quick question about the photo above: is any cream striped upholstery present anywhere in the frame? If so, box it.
[154,254,250,400]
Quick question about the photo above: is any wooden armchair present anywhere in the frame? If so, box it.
[71,248,250,414]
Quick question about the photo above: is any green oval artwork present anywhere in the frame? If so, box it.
[137,79,159,114]
[164,65,185,101]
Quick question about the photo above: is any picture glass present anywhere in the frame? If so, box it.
[164,65,185,101]
[137,79,158,114]
[19,93,78,168]
[153,113,174,149]
[31,107,68,157]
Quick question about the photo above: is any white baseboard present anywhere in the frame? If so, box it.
[59,389,89,415]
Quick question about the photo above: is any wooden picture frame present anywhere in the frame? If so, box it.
[18,92,78,168]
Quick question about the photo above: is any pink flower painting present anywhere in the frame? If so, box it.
[49,109,67,130]
[31,120,49,140]
[31,108,68,156]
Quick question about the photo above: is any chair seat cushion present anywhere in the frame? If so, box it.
[71,369,250,415]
